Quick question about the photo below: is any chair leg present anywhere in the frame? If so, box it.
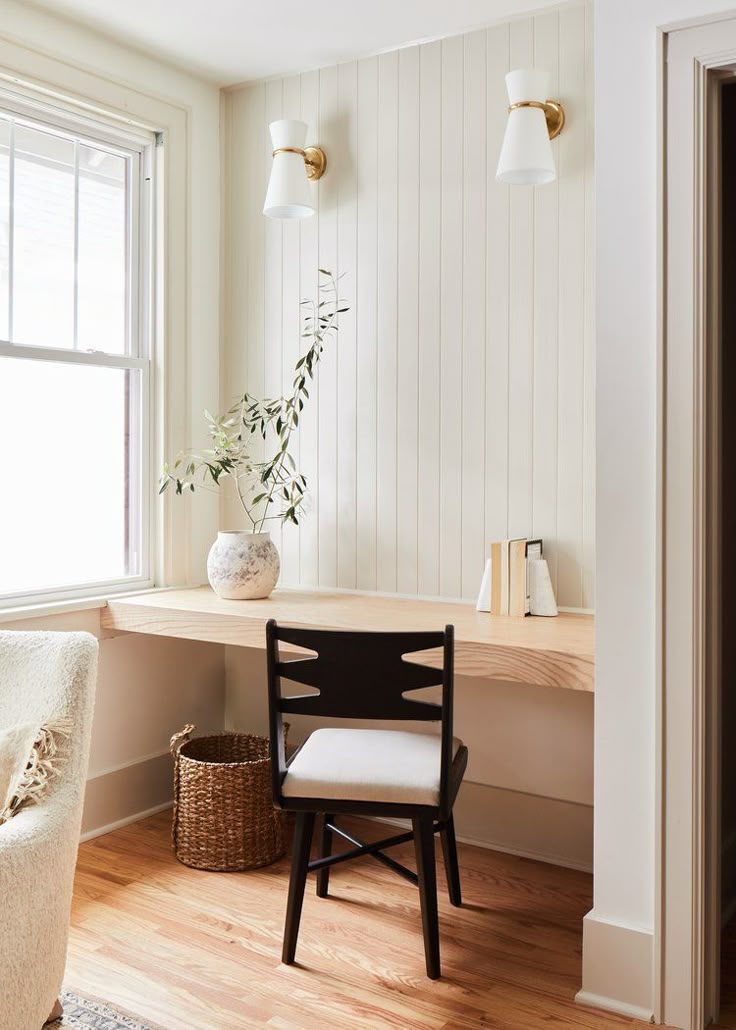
[440,813,462,907]
[282,811,316,965]
[316,813,333,898]
[44,999,63,1025]
[413,813,441,979]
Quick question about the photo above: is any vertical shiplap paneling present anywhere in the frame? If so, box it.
[298,70,320,585]
[557,3,587,608]
[355,56,379,592]
[461,29,487,599]
[582,2,595,610]
[507,18,535,542]
[336,61,358,589]
[264,79,284,559]
[222,90,246,530]
[226,2,594,608]
[279,75,302,584]
[532,12,561,594]
[376,51,399,593]
[396,46,420,595]
[417,40,442,597]
[317,65,339,586]
[439,34,464,599]
[244,82,266,531]
[484,23,511,546]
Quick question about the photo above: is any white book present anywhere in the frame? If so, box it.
[476,558,492,612]
[525,540,543,614]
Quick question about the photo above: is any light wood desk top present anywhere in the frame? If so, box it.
[102,587,594,692]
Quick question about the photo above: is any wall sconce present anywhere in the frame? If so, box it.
[263,119,327,219]
[496,69,565,186]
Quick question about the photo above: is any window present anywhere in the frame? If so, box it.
[0,93,155,605]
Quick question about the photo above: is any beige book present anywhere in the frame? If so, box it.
[508,538,528,617]
[490,541,503,614]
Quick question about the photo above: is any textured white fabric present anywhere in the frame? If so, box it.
[0,721,38,816]
[0,631,98,1030]
[281,728,462,806]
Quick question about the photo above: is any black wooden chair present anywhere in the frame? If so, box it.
[266,619,468,979]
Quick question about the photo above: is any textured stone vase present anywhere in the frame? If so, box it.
[207,531,280,599]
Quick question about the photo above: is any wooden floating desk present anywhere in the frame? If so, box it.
[102,587,594,693]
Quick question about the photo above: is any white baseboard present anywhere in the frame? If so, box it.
[578,910,654,1020]
[81,750,174,839]
[575,990,654,1023]
[80,801,173,843]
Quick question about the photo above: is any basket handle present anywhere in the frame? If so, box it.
[170,724,195,755]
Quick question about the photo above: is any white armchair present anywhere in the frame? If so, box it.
[0,631,98,1030]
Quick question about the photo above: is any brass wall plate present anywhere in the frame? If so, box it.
[304,146,327,180]
[543,100,565,140]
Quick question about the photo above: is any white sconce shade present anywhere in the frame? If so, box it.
[496,69,561,186]
[263,119,314,219]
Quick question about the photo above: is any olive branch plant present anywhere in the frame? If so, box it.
[159,269,347,532]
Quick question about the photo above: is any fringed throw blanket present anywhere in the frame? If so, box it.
[0,718,72,825]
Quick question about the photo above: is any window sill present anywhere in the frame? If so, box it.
[0,585,164,625]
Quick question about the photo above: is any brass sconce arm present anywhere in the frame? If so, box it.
[508,99,565,140]
[272,144,327,180]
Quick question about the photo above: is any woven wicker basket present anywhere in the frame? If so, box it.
[169,724,287,872]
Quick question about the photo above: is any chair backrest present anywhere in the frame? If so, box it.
[266,620,455,808]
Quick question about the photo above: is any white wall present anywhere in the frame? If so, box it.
[0,0,225,835]
[222,1,594,610]
[223,1,595,871]
[584,0,736,1019]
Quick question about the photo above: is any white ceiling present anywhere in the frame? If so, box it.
[27,0,565,87]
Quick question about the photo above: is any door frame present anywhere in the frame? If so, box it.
[659,16,734,1030]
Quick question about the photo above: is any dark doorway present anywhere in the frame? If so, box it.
[718,77,736,1029]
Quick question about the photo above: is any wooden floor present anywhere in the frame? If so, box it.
[67,811,643,1030]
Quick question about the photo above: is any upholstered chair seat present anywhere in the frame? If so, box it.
[282,728,463,806]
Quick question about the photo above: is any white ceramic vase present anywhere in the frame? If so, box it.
[207,531,280,599]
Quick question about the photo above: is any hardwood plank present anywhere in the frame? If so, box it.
[102,586,594,690]
[67,812,641,1030]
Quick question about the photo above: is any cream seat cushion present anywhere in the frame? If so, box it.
[281,728,462,806]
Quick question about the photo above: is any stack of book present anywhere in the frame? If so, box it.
[476,538,543,616]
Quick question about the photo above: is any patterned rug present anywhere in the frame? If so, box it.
[48,990,164,1029]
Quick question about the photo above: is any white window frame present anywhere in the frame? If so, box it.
[0,85,157,608]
